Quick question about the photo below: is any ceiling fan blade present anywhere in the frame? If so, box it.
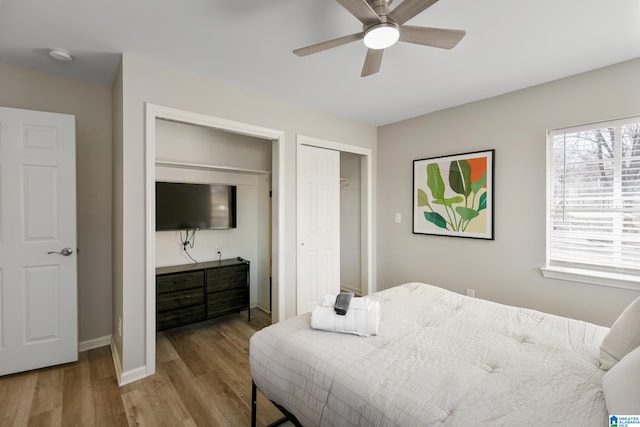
[399,25,465,49]
[336,0,381,25]
[293,32,364,56]
[361,48,384,77]
[388,0,439,25]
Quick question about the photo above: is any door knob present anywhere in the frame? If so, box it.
[47,248,73,256]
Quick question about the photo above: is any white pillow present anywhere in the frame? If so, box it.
[600,296,640,370]
[602,345,640,414]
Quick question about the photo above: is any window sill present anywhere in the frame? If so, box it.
[541,267,640,291]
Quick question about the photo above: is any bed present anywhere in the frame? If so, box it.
[249,282,631,426]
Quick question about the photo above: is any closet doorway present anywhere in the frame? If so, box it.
[296,135,373,314]
[145,104,285,377]
[154,120,273,314]
[339,151,363,296]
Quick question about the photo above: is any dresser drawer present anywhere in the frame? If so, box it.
[157,287,204,312]
[206,265,247,293]
[157,304,205,331]
[207,288,249,318]
[157,271,204,294]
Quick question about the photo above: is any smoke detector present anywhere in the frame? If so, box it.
[49,48,73,63]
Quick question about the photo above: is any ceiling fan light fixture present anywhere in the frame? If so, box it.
[364,23,400,49]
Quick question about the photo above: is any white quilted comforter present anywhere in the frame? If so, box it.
[250,283,609,426]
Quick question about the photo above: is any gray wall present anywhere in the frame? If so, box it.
[155,119,272,172]
[377,58,640,327]
[111,61,123,363]
[0,63,113,344]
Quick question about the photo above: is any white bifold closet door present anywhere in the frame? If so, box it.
[0,106,77,376]
[297,144,340,314]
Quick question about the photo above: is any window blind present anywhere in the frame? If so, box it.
[547,117,640,277]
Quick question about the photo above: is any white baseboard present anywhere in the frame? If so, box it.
[79,335,112,352]
[255,304,271,314]
[109,337,123,385]
[340,285,361,296]
[120,365,148,386]
[109,336,150,387]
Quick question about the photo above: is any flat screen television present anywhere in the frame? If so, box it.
[156,181,237,231]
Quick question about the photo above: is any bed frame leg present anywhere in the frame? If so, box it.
[251,380,257,427]
[253,380,300,427]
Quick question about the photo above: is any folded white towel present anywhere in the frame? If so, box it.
[311,296,381,337]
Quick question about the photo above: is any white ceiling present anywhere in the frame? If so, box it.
[1,0,639,126]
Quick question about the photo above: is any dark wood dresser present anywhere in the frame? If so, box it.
[156,258,250,331]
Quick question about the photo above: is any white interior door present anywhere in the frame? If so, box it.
[0,106,77,376]
[297,144,340,314]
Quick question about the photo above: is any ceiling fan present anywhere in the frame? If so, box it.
[293,0,465,77]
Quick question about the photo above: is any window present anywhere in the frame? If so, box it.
[543,116,640,289]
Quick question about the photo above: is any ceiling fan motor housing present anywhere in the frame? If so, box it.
[363,0,396,38]
[368,0,394,16]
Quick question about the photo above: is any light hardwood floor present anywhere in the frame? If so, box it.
[0,310,285,426]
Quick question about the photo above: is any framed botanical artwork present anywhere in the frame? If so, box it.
[413,149,494,239]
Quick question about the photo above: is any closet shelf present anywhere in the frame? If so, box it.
[156,160,271,175]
